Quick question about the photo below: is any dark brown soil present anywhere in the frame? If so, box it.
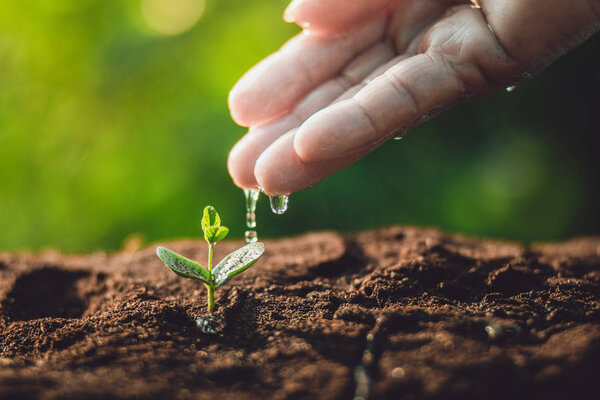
[1,227,599,400]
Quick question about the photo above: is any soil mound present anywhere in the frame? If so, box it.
[1,227,599,399]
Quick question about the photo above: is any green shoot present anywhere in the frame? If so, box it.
[156,205,264,312]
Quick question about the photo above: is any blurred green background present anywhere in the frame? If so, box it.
[0,0,599,252]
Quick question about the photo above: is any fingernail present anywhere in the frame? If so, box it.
[283,0,301,23]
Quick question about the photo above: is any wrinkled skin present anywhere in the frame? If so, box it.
[228,0,600,195]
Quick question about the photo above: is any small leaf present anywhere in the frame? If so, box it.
[204,226,219,244]
[156,247,211,283]
[201,206,220,232]
[214,226,229,242]
[212,242,265,287]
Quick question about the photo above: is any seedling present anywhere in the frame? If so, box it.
[156,206,264,312]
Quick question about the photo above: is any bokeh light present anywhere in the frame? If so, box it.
[141,0,206,35]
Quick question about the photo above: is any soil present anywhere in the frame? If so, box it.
[1,226,599,400]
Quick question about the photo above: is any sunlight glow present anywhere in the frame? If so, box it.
[141,0,206,36]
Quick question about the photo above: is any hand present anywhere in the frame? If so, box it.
[228,0,600,195]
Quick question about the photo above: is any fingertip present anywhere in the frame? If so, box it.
[228,45,307,127]
[229,59,287,127]
[227,135,259,190]
[293,107,337,163]
[283,0,300,23]
[256,130,371,196]
[228,115,300,191]
[287,0,393,34]
[293,119,318,163]
[228,81,253,127]
[255,128,354,195]
[254,132,299,196]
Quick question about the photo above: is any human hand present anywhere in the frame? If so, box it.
[228,0,600,195]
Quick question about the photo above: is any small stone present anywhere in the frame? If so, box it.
[391,367,406,379]
[362,350,373,365]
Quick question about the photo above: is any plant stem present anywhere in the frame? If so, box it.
[207,243,214,312]
[208,243,214,272]
[206,284,214,312]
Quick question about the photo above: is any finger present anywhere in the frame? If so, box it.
[254,130,369,196]
[294,52,465,164]
[387,0,457,53]
[228,41,395,189]
[284,0,395,33]
[256,50,466,195]
[228,16,385,127]
[341,41,396,86]
[294,40,396,120]
[228,115,299,190]
[333,54,410,102]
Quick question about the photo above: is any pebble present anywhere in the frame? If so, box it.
[391,367,406,379]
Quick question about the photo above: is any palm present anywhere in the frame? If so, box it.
[228,0,600,195]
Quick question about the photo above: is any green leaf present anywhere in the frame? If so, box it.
[201,206,220,232]
[204,226,219,244]
[156,247,211,284]
[214,226,229,242]
[212,242,265,287]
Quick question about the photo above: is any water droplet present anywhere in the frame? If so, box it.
[505,85,516,92]
[195,316,223,334]
[269,195,289,215]
[244,189,259,226]
[244,230,257,243]
[246,212,256,228]
[244,189,260,243]
[391,127,407,141]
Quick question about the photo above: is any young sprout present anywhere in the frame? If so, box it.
[156,206,264,312]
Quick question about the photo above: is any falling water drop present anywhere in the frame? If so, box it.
[505,85,517,92]
[246,212,256,228]
[244,230,258,243]
[393,136,404,141]
[244,189,260,243]
[269,195,289,215]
